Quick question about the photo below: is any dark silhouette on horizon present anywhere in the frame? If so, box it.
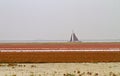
[70,32,79,42]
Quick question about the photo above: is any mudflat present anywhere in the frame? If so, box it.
[0,42,120,63]
[0,42,120,50]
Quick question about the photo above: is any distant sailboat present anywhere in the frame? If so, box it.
[70,32,79,42]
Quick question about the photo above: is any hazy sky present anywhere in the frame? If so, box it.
[0,0,120,40]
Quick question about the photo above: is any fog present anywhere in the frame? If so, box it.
[0,0,120,41]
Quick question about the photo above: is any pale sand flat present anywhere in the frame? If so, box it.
[0,63,120,76]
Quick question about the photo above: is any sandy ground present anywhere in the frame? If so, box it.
[0,43,120,76]
[0,63,120,76]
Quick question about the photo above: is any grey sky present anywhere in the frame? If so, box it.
[0,0,120,41]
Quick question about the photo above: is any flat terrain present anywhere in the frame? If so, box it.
[0,42,120,50]
[0,42,120,63]
[0,51,120,63]
[0,63,120,76]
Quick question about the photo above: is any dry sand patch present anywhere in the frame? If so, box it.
[0,63,120,76]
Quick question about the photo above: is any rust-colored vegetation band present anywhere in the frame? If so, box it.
[0,51,120,63]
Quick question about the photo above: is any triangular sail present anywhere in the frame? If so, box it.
[70,32,79,42]
[73,33,79,41]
